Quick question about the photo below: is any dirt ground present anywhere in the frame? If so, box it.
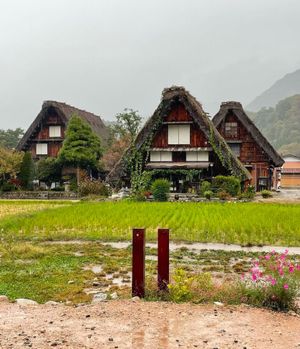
[0,301,299,349]
[255,188,300,204]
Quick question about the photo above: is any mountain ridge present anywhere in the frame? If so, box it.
[247,69,300,111]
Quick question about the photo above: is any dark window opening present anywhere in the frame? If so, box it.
[172,151,186,162]
[228,143,240,157]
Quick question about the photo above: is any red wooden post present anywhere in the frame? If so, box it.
[132,228,145,298]
[158,228,169,291]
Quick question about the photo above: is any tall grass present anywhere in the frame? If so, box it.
[0,201,299,246]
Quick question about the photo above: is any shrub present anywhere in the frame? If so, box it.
[238,185,255,200]
[241,250,300,310]
[37,158,62,187]
[151,179,170,202]
[204,190,213,200]
[212,176,241,196]
[0,181,17,192]
[261,190,273,198]
[168,269,195,302]
[217,190,231,201]
[199,181,211,196]
[131,171,152,200]
[78,178,110,197]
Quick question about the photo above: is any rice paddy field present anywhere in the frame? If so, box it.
[0,200,299,305]
[0,200,299,246]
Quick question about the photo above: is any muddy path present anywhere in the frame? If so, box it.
[44,240,300,255]
[0,301,299,349]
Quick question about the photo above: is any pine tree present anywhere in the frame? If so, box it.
[58,115,103,184]
[18,151,34,190]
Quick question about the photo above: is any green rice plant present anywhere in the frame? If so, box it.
[0,201,299,246]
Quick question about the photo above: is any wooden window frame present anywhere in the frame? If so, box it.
[225,122,238,138]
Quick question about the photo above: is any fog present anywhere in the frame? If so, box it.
[0,0,299,129]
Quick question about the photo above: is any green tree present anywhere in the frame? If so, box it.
[0,147,23,180]
[111,108,142,144]
[36,157,62,187]
[58,115,103,184]
[0,128,24,149]
[18,152,34,190]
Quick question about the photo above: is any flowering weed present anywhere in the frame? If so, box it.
[241,250,300,310]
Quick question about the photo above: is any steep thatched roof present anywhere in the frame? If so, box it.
[17,101,109,151]
[213,101,284,167]
[107,86,251,183]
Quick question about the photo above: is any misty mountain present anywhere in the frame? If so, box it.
[248,95,300,157]
[247,69,300,112]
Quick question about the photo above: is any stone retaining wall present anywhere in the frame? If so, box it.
[0,191,78,200]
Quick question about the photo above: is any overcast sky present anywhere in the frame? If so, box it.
[0,0,300,129]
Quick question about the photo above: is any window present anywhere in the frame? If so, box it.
[186,151,209,162]
[225,122,238,137]
[228,143,240,157]
[36,143,48,155]
[168,125,190,144]
[172,151,186,162]
[49,126,61,138]
[150,151,172,162]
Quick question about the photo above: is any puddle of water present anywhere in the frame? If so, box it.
[44,240,300,255]
[83,265,103,274]
[74,251,84,257]
[102,242,300,255]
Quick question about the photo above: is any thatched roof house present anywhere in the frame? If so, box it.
[108,86,251,190]
[213,101,284,190]
[17,101,109,158]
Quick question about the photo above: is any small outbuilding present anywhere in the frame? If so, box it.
[280,155,300,188]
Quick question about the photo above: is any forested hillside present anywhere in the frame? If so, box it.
[249,95,300,157]
[247,69,300,111]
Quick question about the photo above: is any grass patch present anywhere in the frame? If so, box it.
[0,201,299,246]
[0,200,72,219]
[0,242,132,303]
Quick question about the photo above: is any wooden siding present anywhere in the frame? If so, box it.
[165,103,193,122]
[152,103,208,148]
[216,112,269,164]
[48,142,62,157]
[34,112,65,140]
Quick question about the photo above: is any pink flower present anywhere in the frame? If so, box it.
[265,254,271,260]
[283,284,289,290]
[289,265,294,273]
[252,274,257,281]
[296,265,300,271]
[284,249,289,255]
[271,278,277,286]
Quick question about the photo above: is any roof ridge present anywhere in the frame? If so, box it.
[42,100,101,118]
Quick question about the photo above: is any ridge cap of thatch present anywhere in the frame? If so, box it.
[42,100,103,121]
[220,101,243,109]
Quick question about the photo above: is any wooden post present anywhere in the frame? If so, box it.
[132,228,145,298]
[158,228,169,291]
